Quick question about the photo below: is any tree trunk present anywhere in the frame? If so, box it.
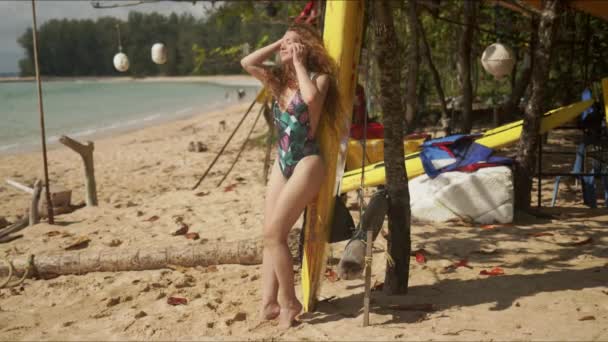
[405,0,420,128]
[503,18,539,122]
[415,11,450,135]
[458,0,476,134]
[1,230,301,278]
[373,0,411,295]
[514,0,563,211]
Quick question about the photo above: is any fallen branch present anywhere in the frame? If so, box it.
[0,219,28,240]
[0,230,300,278]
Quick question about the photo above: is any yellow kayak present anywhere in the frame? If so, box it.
[345,135,428,171]
[300,0,364,312]
[340,100,594,194]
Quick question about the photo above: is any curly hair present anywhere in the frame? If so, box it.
[266,23,342,129]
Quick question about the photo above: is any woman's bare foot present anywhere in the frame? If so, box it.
[261,302,280,320]
[278,300,302,329]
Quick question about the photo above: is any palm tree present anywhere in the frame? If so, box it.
[372,0,411,295]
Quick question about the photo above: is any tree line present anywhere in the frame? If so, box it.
[17,2,295,77]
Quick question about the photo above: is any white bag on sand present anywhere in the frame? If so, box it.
[409,166,513,224]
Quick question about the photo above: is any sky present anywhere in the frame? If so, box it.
[0,0,209,74]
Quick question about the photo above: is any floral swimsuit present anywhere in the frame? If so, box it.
[273,89,320,179]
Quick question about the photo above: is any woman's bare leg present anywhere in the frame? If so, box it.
[261,160,286,320]
[264,155,325,329]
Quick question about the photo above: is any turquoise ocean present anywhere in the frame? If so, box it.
[0,80,259,154]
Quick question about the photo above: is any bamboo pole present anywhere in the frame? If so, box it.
[216,102,265,187]
[31,0,54,224]
[191,97,257,190]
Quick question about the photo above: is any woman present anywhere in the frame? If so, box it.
[241,23,340,329]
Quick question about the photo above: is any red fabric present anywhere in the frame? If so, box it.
[456,162,502,173]
[296,1,316,23]
[350,122,384,139]
[437,145,455,157]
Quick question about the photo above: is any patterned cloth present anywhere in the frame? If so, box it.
[273,89,320,178]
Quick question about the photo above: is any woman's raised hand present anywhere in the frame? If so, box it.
[291,43,307,67]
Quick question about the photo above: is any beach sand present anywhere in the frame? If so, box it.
[0,82,607,340]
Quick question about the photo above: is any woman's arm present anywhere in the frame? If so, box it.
[240,39,282,83]
[292,44,330,138]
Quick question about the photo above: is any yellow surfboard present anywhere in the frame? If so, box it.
[301,0,364,312]
[340,100,594,193]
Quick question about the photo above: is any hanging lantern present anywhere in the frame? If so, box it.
[481,43,514,80]
[113,52,130,72]
[151,43,167,65]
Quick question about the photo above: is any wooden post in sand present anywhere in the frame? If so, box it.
[59,135,98,206]
[29,179,43,226]
[31,0,54,224]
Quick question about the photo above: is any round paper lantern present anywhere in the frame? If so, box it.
[113,52,130,72]
[151,43,167,65]
[481,43,514,79]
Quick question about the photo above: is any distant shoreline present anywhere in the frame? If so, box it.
[0,75,262,87]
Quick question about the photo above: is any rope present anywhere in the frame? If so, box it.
[0,255,34,289]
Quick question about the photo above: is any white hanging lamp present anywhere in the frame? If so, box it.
[151,43,167,65]
[481,43,514,80]
[113,24,129,72]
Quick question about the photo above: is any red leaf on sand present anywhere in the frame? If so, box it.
[185,232,200,240]
[371,280,384,291]
[324,268,339,282]
[224,184,237,192]
[415,252,426,264]
[455,259,470,268]
[167,296,188,306]
[172,224,189,236]
[145,215,160,222]
[481,224,497,230]
[479,267,504,276]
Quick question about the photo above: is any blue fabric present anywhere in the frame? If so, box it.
[420,134,512,178]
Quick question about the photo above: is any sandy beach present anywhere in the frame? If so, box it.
[0,77,607,340]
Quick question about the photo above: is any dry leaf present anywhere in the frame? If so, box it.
[223,184,237,192]
[167,296,188,306]
[479,267,505,276]
[145,215,160,222]
[172,223,189,236]
[324,268,339,282]
[185,232,200,240]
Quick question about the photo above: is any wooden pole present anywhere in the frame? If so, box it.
[216,103,264,187]
[31,0,54,224]
[191,97,257,190]
[29,179,43,226]
[59,135,98,206]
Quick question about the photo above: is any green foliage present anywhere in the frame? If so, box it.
[16,1,291,77]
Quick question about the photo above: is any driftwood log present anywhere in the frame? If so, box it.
[0,219,29,242]
[59,135,97,206]
[29,179,43,226]
[0,230,301,278]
